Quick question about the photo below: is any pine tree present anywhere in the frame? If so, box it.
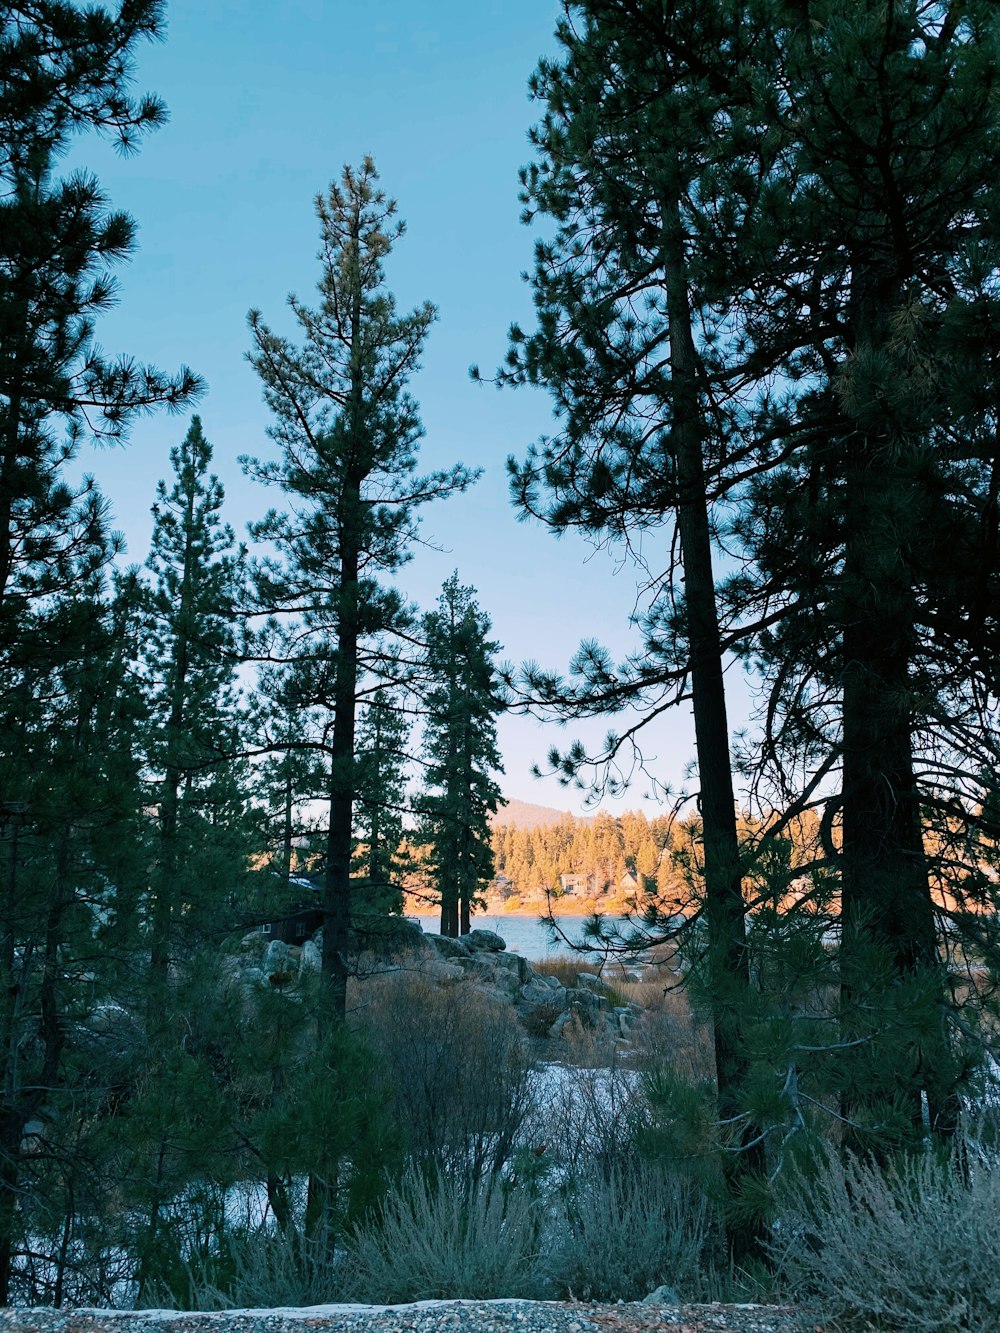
[252,684,327,893]
[0,571,151,1302]
[418,574,504,937]
[0,4,200,1298]
[725,0,1000,1144]
[353,688,411,927]
[140,416,246,989]
[244,159,475,1024]
[491,0,779,1258]
[0,1,201,684]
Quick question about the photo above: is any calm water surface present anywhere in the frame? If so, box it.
[409,912,592,961]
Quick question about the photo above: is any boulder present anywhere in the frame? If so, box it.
[417,958,466,984]
[641,1285,680,1306]
[548,1011,574,1040]
[264,939,294,972]
[239,930,269,957]
[465,928,506,952]
[491,951,533,985]
[377,916,428,952]
[519,982,560,1007]
[576,972,607,994]
[425,933,472,959]
[566,985,607,1011]
[301,939,322,971]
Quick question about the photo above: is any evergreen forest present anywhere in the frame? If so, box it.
[4,2,1000,1328]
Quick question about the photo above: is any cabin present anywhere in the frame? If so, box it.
[259,901,324,945]
[558,872,597,895]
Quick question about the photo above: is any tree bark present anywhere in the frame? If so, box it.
[835,245,958,1144]
[661,185,767,1265]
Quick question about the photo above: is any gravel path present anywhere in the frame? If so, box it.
[0,1301,807,1333]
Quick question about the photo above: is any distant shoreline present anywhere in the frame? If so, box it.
[404,906,613,922]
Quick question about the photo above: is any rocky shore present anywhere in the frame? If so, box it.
[238,923,648,1050]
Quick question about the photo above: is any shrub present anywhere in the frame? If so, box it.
[357,976,535,1185]
[533,958,629,1008]
[343,1169,546,1303]
[523,999,563,1038]
[773,1138,1000,1331]
[143,1225,345,1311]
[550,1159,714,1302]
[537,1056,649,1178]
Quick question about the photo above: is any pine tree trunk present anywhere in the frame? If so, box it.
[662,185,767,1266]
[281,767,294,884]
[835,253,957,1145]
[320,527,359,1023]
[150,483,197,999]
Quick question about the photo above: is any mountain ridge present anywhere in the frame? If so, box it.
[491,797,596,830]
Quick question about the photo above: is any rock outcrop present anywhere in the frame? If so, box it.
[236,919,644,1047]
[234,917,642,1050]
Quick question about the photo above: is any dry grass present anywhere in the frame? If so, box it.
[532,958,631,1008]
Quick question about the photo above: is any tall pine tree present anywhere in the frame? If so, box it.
[140,416,246,991]
[244,160,475,1023]
[418,574,504,937]
[492,0,782,1258]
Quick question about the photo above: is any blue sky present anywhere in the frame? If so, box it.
[64,0,756,815]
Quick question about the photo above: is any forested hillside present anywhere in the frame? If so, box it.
[491,809,670,898]
[4,2,1000,1326]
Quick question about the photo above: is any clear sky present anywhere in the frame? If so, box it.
[65,0,756,816]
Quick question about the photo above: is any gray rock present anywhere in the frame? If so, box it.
[548,1011,573,1039]
[380,916,428,951]
[239,930,269,956]
[491,951,533,985]
[566,985,607,1010]
[301,939,322,971]
[539,973,563,990]
[425,933,472,959]
[519,982,559,1007]
[264,939,294,971]
[465,928,506,952]
[418,959,466,984]
[576,972,606,993]
[641,1284,680,1306]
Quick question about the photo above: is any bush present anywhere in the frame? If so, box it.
[533,958,628,1008]
[773,1138,1000,1331]
[550,1159,715,1303]
[144,1225,345,1311]
[343,1169,546,1303]
[537,1056,649,1178]
[358,976,535,1184]
[523,999,563,1038]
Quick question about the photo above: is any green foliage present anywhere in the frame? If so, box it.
[148,1225,345,1312]
[140,416,251,979]
[551,1160,715,1303]
[342,1169,546,1303]
[418,573,504,935]
[352,688,411,920]
[491,808,675,898]
[773,1136,1000,1332]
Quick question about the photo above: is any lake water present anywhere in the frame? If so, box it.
[408,912,593,961]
